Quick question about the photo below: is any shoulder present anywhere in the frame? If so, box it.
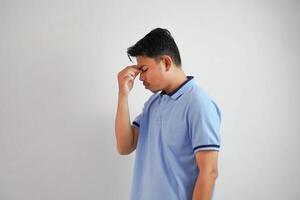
[187,84,221,118]
[143,92,161,108]
[188,84,214,106]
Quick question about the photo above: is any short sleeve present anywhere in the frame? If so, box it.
[131,93,158,129]
[132,113,142,128]
[131,98,149,128]
[188,97,221,153]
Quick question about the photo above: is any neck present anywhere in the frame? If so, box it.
[163,71,187,95]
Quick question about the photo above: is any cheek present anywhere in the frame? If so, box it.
[150,71,163,84]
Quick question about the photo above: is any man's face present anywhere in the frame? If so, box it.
[136,55,166,93]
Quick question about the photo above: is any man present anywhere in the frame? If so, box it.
[115,28,221,200]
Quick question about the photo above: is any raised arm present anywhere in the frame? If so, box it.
[115,65,141,155]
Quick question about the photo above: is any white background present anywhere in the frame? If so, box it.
[0,0,299,199]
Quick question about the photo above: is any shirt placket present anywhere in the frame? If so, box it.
[158,95,169,132]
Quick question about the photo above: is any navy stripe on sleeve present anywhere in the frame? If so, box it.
[193,144,220,151]
[133,121,140,128]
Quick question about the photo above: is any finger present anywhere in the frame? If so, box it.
[130,67,141,74]
[126,74,135,83]
[128,65,141,70]
[123,72,136,80]
[119,65,140,79]
[128,68,141,77]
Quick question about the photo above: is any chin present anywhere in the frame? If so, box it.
[146,85,161,93]
[149,88,161,93]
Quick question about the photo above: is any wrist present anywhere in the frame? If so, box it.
[118,92,129,99]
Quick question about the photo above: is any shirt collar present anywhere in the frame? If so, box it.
[160,76,194,100]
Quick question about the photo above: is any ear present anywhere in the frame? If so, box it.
[161,55,172,72]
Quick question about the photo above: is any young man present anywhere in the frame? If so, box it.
[115,28,221,200]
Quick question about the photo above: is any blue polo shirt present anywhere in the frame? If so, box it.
[130,76,221,200]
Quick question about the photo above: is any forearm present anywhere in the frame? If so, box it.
[115,94,133,154]
[192,172,217,200]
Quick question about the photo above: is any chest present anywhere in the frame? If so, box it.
[140,96,192,150]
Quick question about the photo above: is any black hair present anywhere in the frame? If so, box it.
[127,28,182,67]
